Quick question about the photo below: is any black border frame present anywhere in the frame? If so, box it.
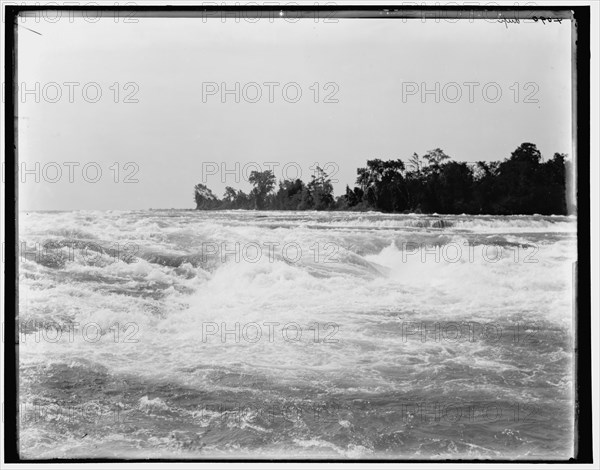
[3,4,592,464]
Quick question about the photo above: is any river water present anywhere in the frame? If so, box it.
[18,210,576,459]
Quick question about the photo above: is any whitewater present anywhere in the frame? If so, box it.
[18,210,577,459]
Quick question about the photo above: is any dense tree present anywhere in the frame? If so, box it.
[220,186,252,209]
[408,152,422,174]
[306,166,335,210]
[540,153,568,215]
[493,142,542,213]
[436,161,474,213]
[274,179,306,210]
[472,161,500,213]
[345,144,568,215]
[223,186,237,206]
[423,148,451,171]
[248,170,276,210]
[344,185,364,207]
[194,184,219,210]
[353,159,408,212]
[195,143,571,215]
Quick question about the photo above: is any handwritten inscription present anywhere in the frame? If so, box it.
[498,16,564,28]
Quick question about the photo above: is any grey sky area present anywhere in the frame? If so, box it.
[16,15,572,210]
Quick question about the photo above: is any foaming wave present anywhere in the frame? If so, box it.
[18,210,577,459]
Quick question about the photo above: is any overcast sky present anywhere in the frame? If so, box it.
[16,14,573,210]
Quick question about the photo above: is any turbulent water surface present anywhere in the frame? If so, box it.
[18,210,576,459]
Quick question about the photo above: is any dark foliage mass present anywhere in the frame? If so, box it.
[195,143,570,215]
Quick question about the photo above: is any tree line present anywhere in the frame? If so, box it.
[194,142,571,215]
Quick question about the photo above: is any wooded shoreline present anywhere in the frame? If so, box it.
[194,143,572,216]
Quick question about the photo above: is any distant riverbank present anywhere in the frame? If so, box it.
[194,143,572,216]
